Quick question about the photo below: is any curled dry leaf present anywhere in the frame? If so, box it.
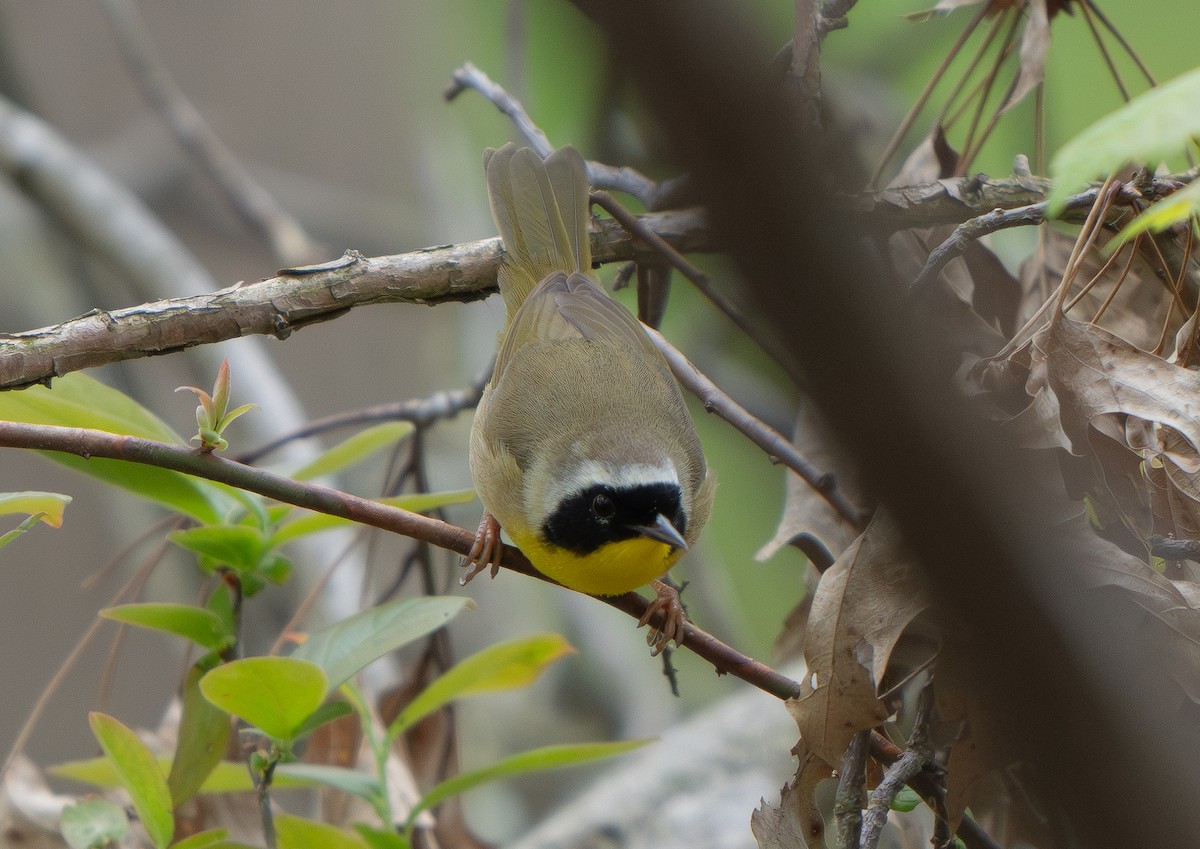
[750,741,832,849]
[788,514,929,768]
[1027,313,1200,470]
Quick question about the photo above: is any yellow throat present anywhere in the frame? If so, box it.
[512,530,682,597]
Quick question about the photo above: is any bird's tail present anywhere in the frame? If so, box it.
[484,144,591,320]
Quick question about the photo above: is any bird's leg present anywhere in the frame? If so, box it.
[462,512,506,584]
[639,578,688,656]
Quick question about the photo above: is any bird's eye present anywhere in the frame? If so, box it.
[591,493,615,519]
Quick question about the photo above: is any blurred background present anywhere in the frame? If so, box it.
[0,1,1194,842]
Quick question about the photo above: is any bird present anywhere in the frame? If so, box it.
[463,143,714,652]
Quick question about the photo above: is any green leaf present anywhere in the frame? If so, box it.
[50,757,311,794]
[292,596,473,690]
[404,741,649,834]
[199,657,327,742]
[60,798,128,849]
[389,634,573,738]
[0,373,237,522]
[0,491,71,527]
[167,664,231,805]
[1048,66,1200,214]
[88,713,174,849]
[169,525,269,573]
[1109,179,1200,250]
[275,814,367,849]
[274,763,381,802]
[890,786,922,812]
[271,490,476,546]
[291,700,353,739]
[101,604,231,651]
[290,422,415,482]
[353,825,410,849]
[0,513,51,551]
[169,829,230,849]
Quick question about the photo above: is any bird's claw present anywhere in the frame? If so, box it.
[462,512,505,585]
[639,579,687,656]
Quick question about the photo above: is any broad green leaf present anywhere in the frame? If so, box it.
[1110,179,1200,250]
[389,634,574,737]
[353,825,410,849]
[169,829,229,849]
[101,604,231,651]
[199,657,327,742]
[60,798,128,849]
[275,814,367,849]
[291,700,353,739]
[272,490,476,546]
[0,373,236,522]
[0,491,71,527]
[292,596,473,690]
[405,741,649,833]
[290,422,415,482]
[168,664,231,805]
[88,713,174,849]
[1048,66,1200,214]
[169,525,269,572]
[50,757,310,794]
[274,763,381,802]
[0,513,51,551]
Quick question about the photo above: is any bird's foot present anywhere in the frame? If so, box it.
[462,513,505,585]
[639,579,688,656]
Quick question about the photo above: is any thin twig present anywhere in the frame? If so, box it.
[98,0,320,265]
[647,327,864,530]
[0,420,803,701]
[1150,534,1200,563]
[237,368,490,465]
[910,181,1144,296]
[592,189,803,386]
[445,61,685,208]
[833,729,870,849]
[860,684,936,849]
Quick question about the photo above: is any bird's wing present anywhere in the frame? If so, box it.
[493,272,666,381]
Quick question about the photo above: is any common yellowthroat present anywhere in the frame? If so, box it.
[463,144,714,650]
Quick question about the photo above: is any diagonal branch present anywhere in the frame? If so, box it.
[0,420,802,701]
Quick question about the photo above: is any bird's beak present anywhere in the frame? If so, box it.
[633,514,688,551]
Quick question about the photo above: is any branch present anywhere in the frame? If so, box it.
[4,173,1180,393]
[98,0,321,264]
[647,327,864,530]
[0,210,709,391]
[860,685,935,849]
[0,420,801,701]
[445,61,687,209]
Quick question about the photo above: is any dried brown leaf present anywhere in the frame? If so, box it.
[750,740,832,849]
[1000,0,1049,113]
[1029,314,1200,465]
[788,514,928,766]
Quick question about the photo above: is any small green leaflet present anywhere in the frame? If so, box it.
[289,422,415,482]
[199,657,327,742]
[88,713,174,849]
